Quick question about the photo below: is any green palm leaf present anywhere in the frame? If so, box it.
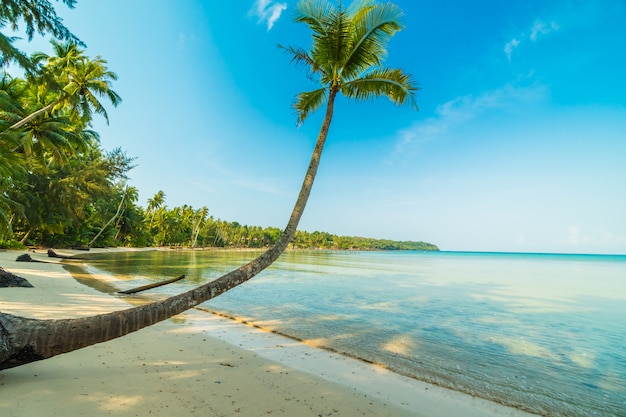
[342,67,418,107]
[342,2,403,80]
[294,88,327,125]
[288,0,417,123]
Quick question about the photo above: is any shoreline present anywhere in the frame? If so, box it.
[0,248,538,417]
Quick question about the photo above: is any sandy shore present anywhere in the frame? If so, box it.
[0,249,538,417]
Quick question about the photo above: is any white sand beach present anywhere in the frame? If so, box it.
[0,249,538,417]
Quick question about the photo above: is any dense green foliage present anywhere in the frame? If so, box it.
[0,0,436,252]
[1,33,125,246]
[292,230,437,251]
[72,189,438,251]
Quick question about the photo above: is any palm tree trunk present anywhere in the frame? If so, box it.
[88,188,127,247]
[18,227,34,245]
[0,89,338,371]
[191,226,200,248]
[9,98,63,130]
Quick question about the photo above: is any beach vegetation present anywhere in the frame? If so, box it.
[0,239,24,250]
[1,40,123,242]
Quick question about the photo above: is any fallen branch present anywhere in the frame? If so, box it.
[118,275,186,295]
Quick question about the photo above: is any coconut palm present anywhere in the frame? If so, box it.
[9,40,121,130]
[146,190,166,233]
[0,0,417,370]
[191,206,209,248]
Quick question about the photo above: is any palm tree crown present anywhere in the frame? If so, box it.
[9,40,121,131]
[284,0,418,125]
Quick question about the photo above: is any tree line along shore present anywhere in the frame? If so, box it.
[1,184,438,251]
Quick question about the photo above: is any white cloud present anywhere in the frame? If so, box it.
[250,0,288,31]
[530,19,560,41]
[504,18,559,61]
[394,84,548,153]
[504,38,520,62]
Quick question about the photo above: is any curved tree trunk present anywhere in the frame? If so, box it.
[0,90,337,371]
[88,187,127,248]
[18,227,34,245]
[9,98,63,131]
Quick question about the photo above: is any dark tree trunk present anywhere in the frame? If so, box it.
[0,91,337,371]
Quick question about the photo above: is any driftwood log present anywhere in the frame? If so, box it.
[118,275,185,295]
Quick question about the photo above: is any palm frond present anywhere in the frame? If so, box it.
[294,87,327,125]
[295,0,346,81]
[278,44,321,82]
[0,32,34,71]
[341,2,403,80]
[0,130,24,177]
[0,86,26,123]
[341,67,418,108]
[294,0,336,38]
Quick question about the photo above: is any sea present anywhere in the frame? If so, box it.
[79,249,626,417]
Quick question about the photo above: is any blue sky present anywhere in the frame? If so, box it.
[13,0,626,254]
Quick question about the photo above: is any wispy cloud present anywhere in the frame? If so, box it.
[530,20,560,41]
[250,0,287,31]
[504,38,520,62]
[394,84,548,153]
[561,226,626,250]
[504,18,560,61]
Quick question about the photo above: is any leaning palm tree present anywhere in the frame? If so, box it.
[0,0,417,370]
[146,190,166,230]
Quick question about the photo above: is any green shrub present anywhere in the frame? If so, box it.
[0,240,26,250]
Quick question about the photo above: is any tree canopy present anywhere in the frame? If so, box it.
[1,39,122,242]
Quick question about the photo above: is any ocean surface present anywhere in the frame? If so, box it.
[80,250,626,417]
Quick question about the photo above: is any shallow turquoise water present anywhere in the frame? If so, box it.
[83,250,626,417]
